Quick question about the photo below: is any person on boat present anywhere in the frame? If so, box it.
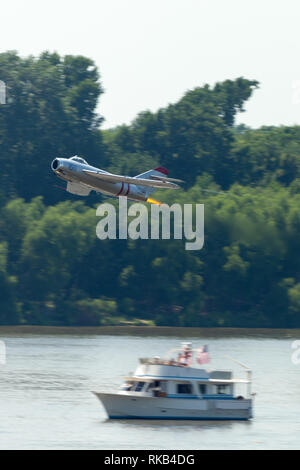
[152,380,161,397]
[178,348,192,366]
[177,352,184,365]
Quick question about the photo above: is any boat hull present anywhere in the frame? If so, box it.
[93,392,253,420]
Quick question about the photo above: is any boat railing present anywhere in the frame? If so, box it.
[139,357,187,367]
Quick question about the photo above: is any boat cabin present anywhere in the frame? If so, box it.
[120,355,250,400]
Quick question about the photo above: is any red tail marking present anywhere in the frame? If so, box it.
[154,166,169,176]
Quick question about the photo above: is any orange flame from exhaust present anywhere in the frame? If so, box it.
[146,197,162,206]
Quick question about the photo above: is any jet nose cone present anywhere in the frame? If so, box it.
[52,158,60,171]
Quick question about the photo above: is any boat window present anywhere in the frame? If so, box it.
[199,384,207,395]
[216,384,231,395]
[134,381,146,392]
[177,383,193,394]
[146,382,155,392]
[120,381,134,391]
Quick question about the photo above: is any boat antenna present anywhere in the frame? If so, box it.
[224,355,251,370]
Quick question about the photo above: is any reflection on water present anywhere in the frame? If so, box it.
[0,327,299,450]
[104,417,250,430]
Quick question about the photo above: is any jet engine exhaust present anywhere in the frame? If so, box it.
[146,197,162,206]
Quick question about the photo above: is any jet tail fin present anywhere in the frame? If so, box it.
[135,166,169,179]
[135,167,169,196]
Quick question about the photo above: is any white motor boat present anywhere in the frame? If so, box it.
[93,343,254,421]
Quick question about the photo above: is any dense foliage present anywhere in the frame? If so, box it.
[1,51,300,327]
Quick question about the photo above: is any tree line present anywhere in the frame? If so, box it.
[0,51,300,327]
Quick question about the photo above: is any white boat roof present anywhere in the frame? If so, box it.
[124,376,250,384]
[124,361,250,384]
[124,349,252,385]
[208,378,250,384]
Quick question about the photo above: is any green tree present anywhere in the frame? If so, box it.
[0,242,19,324]
[0,51,105,205]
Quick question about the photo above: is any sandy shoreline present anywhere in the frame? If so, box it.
[0,325,299,337]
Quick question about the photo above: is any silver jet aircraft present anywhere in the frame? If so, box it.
[51,156,183,205]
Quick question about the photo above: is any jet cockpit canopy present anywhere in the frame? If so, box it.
[70,156,88,165]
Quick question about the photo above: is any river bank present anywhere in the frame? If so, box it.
[0,325,299,337]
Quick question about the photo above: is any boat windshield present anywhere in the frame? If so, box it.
[120,381,146,392]
[120,381,134,391]
[133,381,146,392]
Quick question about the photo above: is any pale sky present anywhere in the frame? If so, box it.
[1,0,300,129]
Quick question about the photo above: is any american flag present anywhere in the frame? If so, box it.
[196,345,210,364]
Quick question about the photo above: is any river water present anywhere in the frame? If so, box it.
[0,327,299,450]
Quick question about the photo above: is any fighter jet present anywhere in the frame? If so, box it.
[51,156,183,205]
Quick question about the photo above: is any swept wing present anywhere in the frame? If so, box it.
[83,169,182,189]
